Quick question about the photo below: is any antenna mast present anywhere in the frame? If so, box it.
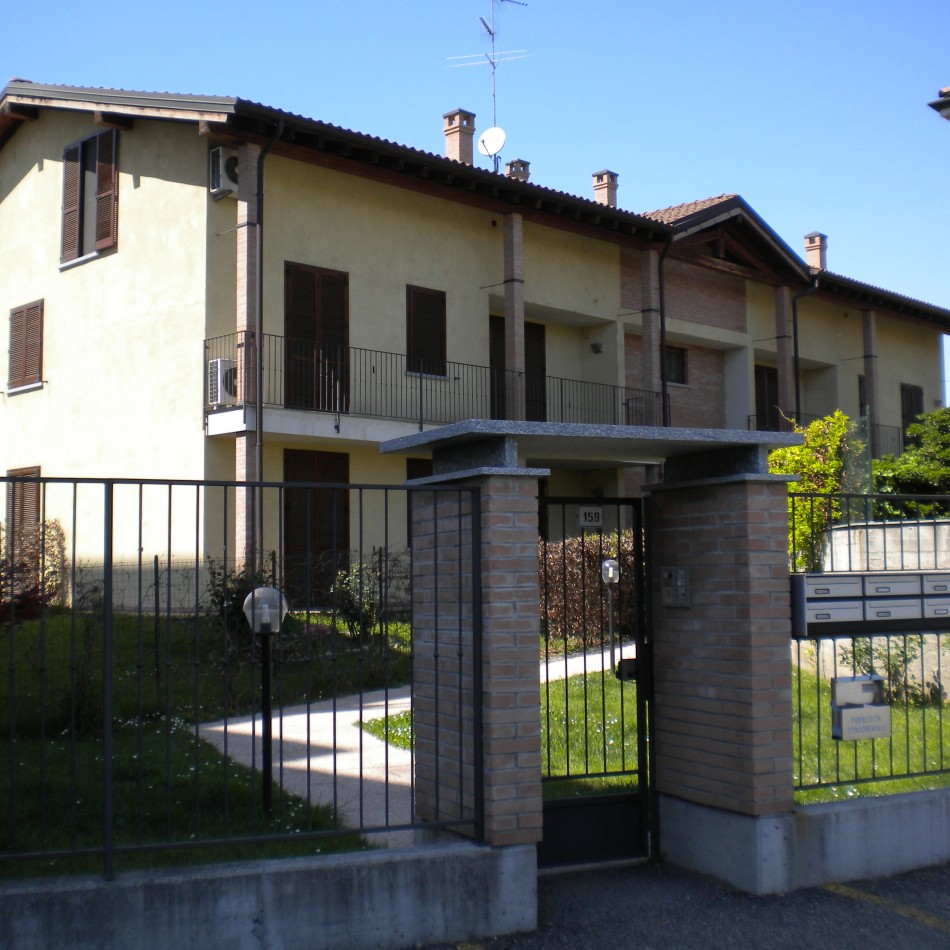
[481,0,527,171]
[448,0,527,172]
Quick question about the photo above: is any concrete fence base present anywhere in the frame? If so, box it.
[659,788,950,894]
[0,841,537,950]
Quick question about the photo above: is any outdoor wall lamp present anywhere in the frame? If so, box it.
[243,586,290,811]
[602,559,620,673]
[590,342,604,354]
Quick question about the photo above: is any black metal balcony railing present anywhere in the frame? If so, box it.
[748,413,904,459]
[206,333,668,429]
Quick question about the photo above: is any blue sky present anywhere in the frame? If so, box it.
[6,0,950,387]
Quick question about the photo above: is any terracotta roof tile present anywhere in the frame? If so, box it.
[641,194,737,224]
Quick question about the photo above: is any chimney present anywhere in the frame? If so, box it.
[592,169,619,208]
[505,158,530,182]
[804,231,828,271]
[443,108,476,165]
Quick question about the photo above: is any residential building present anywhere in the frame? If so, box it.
[3,80,948,587]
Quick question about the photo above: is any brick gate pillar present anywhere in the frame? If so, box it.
[647,446,795,891]
[408,446,545,849]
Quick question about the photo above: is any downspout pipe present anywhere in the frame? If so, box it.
[255,119,284,571]
[792,275,820,424]
[658,235,674,427]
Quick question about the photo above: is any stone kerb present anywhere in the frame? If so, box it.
[410,474,543,848]
[648,472,794,817]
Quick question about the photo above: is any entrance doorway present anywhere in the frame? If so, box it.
[282,449,350,605]
[538,496,654,866]
[284,263,349,413]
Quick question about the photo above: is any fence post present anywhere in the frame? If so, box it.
[102,481,115,879]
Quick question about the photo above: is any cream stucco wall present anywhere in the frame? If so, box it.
[0,112,218,564]
[1,113,210,481]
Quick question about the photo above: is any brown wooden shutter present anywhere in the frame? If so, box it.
[8,301,42,388]
[6,467,40,529]
[61,144,81,262]
[94,130,118,251]
[407,286,446,375]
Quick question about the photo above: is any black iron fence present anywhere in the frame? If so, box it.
[793,631,949,792]
[789,491,950,793]
[205,332,667,428]
[0,475,480,878]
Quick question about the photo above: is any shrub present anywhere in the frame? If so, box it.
[0,519,68,619]
[769,411,860,571]
[837,635,945,705]
[205,554,279,656]
[539,530,638,652]
[331,548,409,637]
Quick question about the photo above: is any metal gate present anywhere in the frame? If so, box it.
[538,496,654,866]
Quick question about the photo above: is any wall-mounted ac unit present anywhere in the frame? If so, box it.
[209,147,239,199]
[208,358,239,407]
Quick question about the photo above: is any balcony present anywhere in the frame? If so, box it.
[206,332,667,430]
[748,412,904,458]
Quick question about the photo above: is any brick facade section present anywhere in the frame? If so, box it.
[664,259,746,334]
[648,477,794,816]
[411,475,543,847]
[666,345,726,428]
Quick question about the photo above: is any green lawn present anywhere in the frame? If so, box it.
[0,608,410,877]
[364,663,950,806]
[793,664,950,803]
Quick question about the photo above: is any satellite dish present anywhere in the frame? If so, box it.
[477,126,507,157]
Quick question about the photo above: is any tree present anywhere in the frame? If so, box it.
[768,411,859,571]
[872,407,950,516]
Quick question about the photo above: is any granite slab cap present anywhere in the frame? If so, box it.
[380,420,802,475]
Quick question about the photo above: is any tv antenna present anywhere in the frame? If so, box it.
[448,0,528,171]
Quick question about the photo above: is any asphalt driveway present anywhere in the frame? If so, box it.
[432,858,950,949]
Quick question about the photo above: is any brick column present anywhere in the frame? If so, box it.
[640,248,662,395]
[235,143,261,569]
[411,473,542,847]
[862,309,880,454]
[775,285,795,419]
[648,459,794,817]
[503,213,526,420]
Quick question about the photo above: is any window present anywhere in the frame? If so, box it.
[665,346,688,385]
[8,300,43,390]
[283,450,349,604]
[284,262,349,411]
[61,129,118,263]
[5,466,40,532]
[407,286,446,376]
[901,383,924,445]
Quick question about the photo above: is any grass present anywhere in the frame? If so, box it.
[1,723,365,878]
[361,659,950,808]
[0,607,411,877]
[362,667,643,801]
[361,709,413,750]
[793,664,950,804]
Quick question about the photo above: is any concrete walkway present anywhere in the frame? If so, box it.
[200,643,635,845]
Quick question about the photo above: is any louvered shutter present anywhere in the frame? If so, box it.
[8,301,42,388]
[6,467,40,531]
[61,144,81,262]
[94,130,118,251]
[407,286,446,376]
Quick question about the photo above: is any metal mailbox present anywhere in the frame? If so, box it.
[863,574,922,597]
[804,576,864,599]
[924,597,950,618]
[805,600,864,624]
[831,674,891,741]
[924,575,950,595]
[864,598,923,621]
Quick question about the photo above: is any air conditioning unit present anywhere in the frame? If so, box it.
[209,147,239,199]
[208,358,239,407]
